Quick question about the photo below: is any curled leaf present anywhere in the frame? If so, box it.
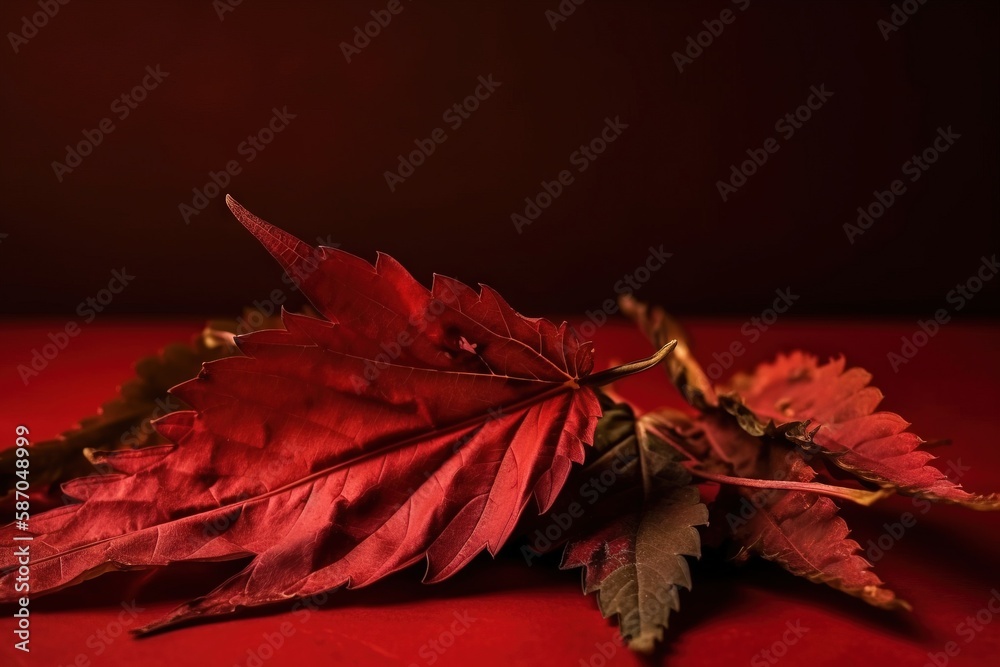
[619,296,716,409]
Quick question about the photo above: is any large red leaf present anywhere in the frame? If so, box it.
[0,198,675,633]
[728,352,1000,509]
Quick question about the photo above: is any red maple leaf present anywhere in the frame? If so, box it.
[0,197,671,633]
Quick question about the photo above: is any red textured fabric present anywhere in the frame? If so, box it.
[2,318,998,666]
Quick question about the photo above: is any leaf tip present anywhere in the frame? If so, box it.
[224,194,247,219]
[583,340,677,387]
[626,631,659,654]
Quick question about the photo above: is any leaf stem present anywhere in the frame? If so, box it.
[582,341,677,387]
[685,465,893,506]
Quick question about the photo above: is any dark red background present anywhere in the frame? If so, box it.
[1,0,998,317]
[2,1,1000,666]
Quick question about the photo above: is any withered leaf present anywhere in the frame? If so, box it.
[561,397,708,652]
[0,317,280,513]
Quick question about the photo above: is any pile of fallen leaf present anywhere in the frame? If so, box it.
[2,197,997,650]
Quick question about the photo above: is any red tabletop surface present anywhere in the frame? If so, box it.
[1,317,998,667]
